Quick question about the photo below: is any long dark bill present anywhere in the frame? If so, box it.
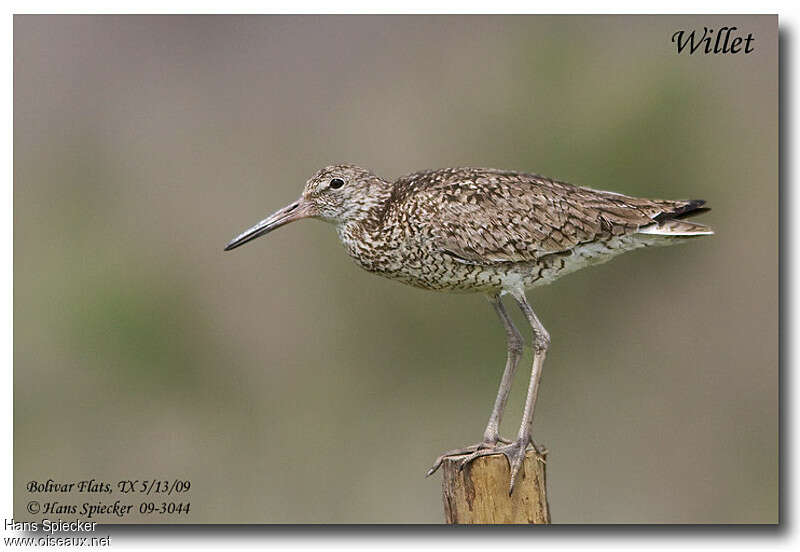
[224,200,307,251]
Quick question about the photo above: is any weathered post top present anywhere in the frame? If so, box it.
[441,451,550,524]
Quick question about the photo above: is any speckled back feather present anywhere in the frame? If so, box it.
[383,167,710,265]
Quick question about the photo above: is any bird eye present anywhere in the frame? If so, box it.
[329,178,345,189]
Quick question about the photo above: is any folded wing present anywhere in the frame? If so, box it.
[406,170,711,265]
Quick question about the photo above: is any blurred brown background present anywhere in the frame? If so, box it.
[14,15,777,523]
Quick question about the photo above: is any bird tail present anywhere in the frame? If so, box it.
[637,199,714,237]
[638,219,714,236]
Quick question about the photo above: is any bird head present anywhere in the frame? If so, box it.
[224,164,387,251]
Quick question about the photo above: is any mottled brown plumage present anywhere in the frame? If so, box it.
[395,167,702,261]
[225,164,713,494]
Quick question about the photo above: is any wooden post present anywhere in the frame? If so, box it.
[441,450,550,524]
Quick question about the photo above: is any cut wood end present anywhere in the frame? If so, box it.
[441,450,550,524]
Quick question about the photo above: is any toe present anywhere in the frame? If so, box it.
[425,462,442,477]
[508,455,524,494]
[426,443,485,477]
[457,447,501,471]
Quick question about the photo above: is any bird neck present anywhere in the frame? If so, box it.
[341,178,394,232]
[335,179,394,261]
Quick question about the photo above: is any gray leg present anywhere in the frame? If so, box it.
[457,289,549,494]
[482,293,524,443]
[425,293,523,477]
[511,289,549,443]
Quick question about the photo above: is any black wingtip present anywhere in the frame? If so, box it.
[676,199,707,214]
[657,199,711,222]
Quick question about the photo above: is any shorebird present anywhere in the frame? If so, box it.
[225,164,713,493]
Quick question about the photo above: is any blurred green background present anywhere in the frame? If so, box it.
[14,15,777,523]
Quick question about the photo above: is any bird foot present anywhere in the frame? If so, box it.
[457,438,547,495]
[425,438,512,478]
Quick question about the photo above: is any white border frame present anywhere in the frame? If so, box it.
[2,3,790,550]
